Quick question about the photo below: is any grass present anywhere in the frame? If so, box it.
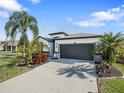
[0,51,17,56]
[0,51,31,83]
[99,78,124,93]
[113,62,124,73]
[98,62,124,93]
[0,51,16,54]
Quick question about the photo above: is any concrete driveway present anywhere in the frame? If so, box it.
[0,59,98,93]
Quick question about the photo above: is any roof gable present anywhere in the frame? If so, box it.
[49,32,68,36]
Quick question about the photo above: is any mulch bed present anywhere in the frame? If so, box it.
[96,65,124,93]
[98,65,123,78]
[97,66,123,93]
[17,52,49,68]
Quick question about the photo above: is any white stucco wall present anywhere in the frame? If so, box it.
[0,45,4,50]
[38,37,49,52]
[39,38,49,45]
[55,38,99,44]
[54,37,100,58]
[38,37,54,56]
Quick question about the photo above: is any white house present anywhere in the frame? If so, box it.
[39,32,100,60]
[0,41,4,50]
[0,41,18,51]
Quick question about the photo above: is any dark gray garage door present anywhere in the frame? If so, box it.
[60,44,94,60]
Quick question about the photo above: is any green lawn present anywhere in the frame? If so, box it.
[99,78,124,93]
[0,51,31,83]
[113,62,124,73]
[99,62,124,93]
[0,50,16,54]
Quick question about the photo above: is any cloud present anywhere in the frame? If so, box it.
[74,21,105,27]
[65,17,73,23]
[0,0,25,11]
[91,11,116,21]
[91,6,124,22]
[0,0,27,18]
[112,7,120,12]
[121,5,124,8]
[30,0,41,4]
[0,11,9,18]
[71,5,124,28]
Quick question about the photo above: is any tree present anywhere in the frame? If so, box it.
[96,32,124,65]
[5,11,39,64]
[30,38,42,53]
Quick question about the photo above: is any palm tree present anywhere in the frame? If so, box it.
[30,38,42,53]
[97,32,124,65]
[5,11,39,40]
[5,11,39,64]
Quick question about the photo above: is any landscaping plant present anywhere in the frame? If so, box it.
[96,32,124,66]
[5,11,39,64]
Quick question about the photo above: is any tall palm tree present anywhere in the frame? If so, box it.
[5,11,39,64]
[5,11,39,40]
[97,32,124,65]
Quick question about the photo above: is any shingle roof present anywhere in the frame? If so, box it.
[0,40,18,46]
[67,33,99,37]
[49,32,68,36]
[54,33,100,40]
[7,41,18,46]
[39,32,100,41]
[38,36,51,41]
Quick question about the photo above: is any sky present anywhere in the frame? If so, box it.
[0,0,124,40]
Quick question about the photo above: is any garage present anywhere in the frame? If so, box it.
[60,44,95,60]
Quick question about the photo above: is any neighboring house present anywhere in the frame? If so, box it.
[39,32,100,60]
[0,41,18,51]
[0,41,4,51]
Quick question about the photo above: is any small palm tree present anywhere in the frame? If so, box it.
[5,11,39,64]
[97,32,124,65]
[30,38,42,53]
